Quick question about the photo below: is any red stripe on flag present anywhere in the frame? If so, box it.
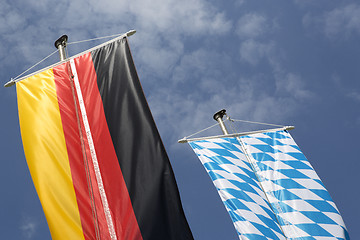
[72,52,143,240]
[53,63,110,240]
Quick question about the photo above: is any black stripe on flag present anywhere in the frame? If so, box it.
[91,37,193,240]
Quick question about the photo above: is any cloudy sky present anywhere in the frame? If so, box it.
[1,0,359,239]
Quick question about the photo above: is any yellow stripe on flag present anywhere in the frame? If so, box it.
[17,69,85,240]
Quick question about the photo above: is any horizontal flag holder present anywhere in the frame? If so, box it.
[4,30,136,88]
[178,126,295,143]
[179,109,295,143]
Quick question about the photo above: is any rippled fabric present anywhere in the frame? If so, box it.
[189,130,348,240]
[16,36,193,240]
[17,69,85,239]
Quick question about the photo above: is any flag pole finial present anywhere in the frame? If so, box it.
[213,109,229,135]
[126,30,136,37]
[54,35,68,61]
[4,78,15,87]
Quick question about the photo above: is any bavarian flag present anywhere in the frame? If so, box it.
[16,36,193,240]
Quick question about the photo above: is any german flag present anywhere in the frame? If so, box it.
[16,37,193,240]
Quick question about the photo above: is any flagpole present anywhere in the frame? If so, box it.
[178,126,295,143]
[213,109,229,135]
[215,109,289,238]
[54,35,68,61]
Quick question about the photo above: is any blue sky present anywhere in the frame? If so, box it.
[1,0,359,239]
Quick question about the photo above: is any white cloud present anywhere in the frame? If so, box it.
[235,0,245,7]
[324,4,360,38]
[235,12,279,66]
[20,216,37,240]
[0,2,26,35]
[275,72,312,100]
[1,0,232,82]
[225,10,313,135]
[236,13,268,39]
[239,39,275,65]
[332,74,360,104]
[131,0,231,36]
[147,46,303,149]
[64,0,231,38]
[135,34,185,79]
[172,48,230,84]
[347,91,360,102]
[303,3,360,39]
[293,0,328,8]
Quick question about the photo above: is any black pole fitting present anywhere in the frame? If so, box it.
[213,109,227,121]
[54,35,68,49]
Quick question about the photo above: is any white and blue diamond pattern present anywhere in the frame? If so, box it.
[189,137,286,240]
[189,130,349,239]
[240,130,348,239]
